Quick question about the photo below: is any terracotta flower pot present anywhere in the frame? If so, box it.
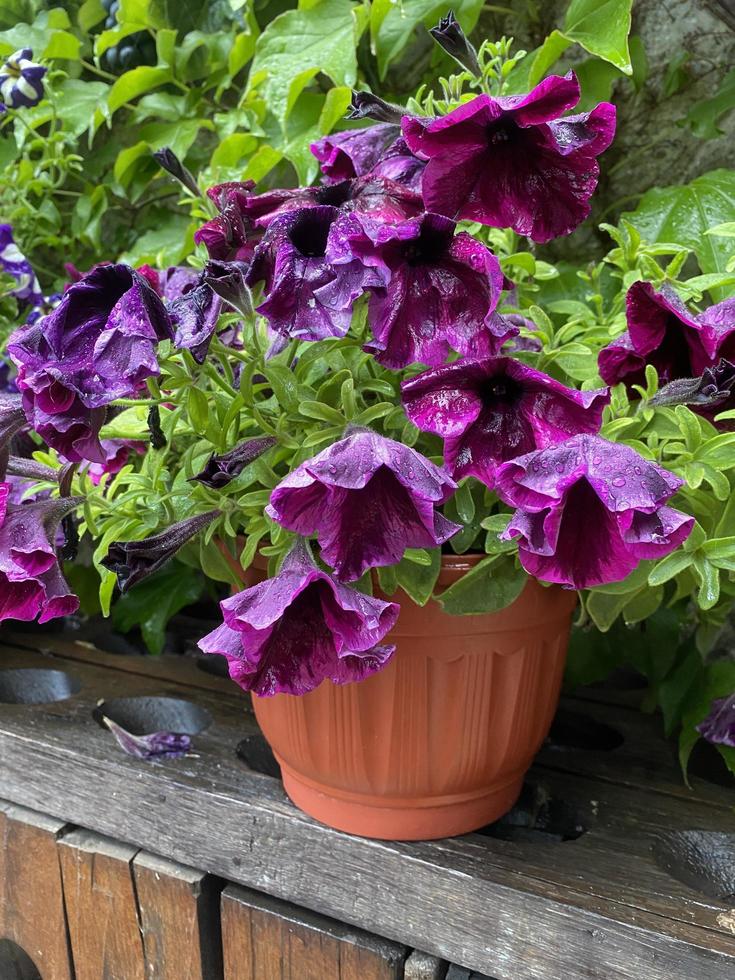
[227,550,577,841]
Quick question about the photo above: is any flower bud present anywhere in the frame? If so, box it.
[429,12,481,76]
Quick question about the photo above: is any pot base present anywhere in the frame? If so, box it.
[279,759,525,841]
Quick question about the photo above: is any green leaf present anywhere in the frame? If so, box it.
[586,588,633,631]
[248,0,362,129]
[394,549,441,606]
[563,0,633,73]
[623,170,735,297]
[55,79,110,139]
[111,561,205,655]
[371,0,484,79]
[648,550,693,586]
[437,556,526,616]
[526,30,571,87]
[108,66,172,114]
[683,68,735,140]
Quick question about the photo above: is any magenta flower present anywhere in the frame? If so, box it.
[194,181,260,262]
[696,694,735,748]
[246,206,378,353]
[369,137,425,192]
[7,264,172,463]
[402,357,610,487]
[495,435,693,589]
[0,490,80,624]
[403,73,615,242]
[598,282,723,389]
[267,427,460,582]
[331,211,512,369]
[311,123,399,183]
[198,540,398,696]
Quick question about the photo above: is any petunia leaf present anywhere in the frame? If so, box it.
[394,548,441,606]
[437,555,525,616]
[623,170,735,300]
[563,0,633,74]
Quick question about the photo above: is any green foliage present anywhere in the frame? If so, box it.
[563,0,633,74]
[111,560,205,654]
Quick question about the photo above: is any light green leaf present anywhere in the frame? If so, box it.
[648,550,693,586]
[563,0,633,74]
[108,66,172,114]
[683,68,735,140]
[247,0,362,129]
[394,549,441,606]
[54,79,109,138]
[526,30,571,87]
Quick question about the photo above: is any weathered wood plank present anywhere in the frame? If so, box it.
[221,884,406,979]
[58,829,145,980]
[0,802,73,980]
[133,850,223,980]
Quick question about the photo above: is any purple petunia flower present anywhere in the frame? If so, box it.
[369,137,425,192]
[198,539,399,696]
[7,263,173,463]
[266,427,460,582]
[311,123,400,183]
[83,439,145,486]
[0,49,46,109]
[194,181,261,262]
[696,694,735,748]
[0,490,80,624]
[191,435,277,489]
[403,73,615,242]
[245,206,378,353]
[402,357,610,487]
[169,278,222,364]
[598,282,725,390]
[0,224,42,306]
[331,210,512,369]
[495,435,693,589]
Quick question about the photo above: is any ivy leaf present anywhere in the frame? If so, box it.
[371,0,484,79]
[623,170,735,298]
[437,556,525,616]
[111,561,205,655]
[563,0,633,74]
[682,68,735,140]
[247,0,363,130]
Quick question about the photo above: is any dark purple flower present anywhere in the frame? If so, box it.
[191,435,277,488]
[0,49,46,109]
[202,260,253,317]
[84,439,145,485]
[429,11,481,76]
[599,282,722,390]
[169,279,222,363]
[311,123,399,183]
[402,357,609,487]
[696,694,735,748]
[0,392,25,449]
[495,434,693,589]
[103,716,192,760]
[157,265,199,302]
[194,181,260,262]
[267,428,460,582]
[7,264,173,463]
[403,73,616,242]
[369,137,425,192]
[0,224,42,305]
[246,206,378,353]
[238,175,422,230]
[101,510,220,593]
[198,540,398,696]
[700,296,735,363]
[650,359,735,411]
[331,211,512,369]
[0,491,80,624]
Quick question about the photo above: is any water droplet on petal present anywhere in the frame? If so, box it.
[612,476,626,487]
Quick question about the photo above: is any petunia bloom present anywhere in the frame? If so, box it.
[331,210,513,369]
[102,510,220,593]
[191,435,277,488]
[198,540,398,696]
[0,49,46,109]
[267,427,460,582]
[403,72,615,242]
[84,439,145,485]
[495,434,693,589]
[598,281,725,390]
[0,224,42,305]
[311,123,399,183]
[0,491,80,624]
[7,264,173,463]
[194,181,260,262]
[696,694,735,748]
[169,278,222,363]
[246,206,378,353]
[402,357,610,487]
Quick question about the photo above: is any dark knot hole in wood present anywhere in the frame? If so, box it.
[652,830,735,900]
[477,781,588,844]
[546,709,625,752]
[0,668,81,705]
[0,939,42,980]
[92,696,212,735]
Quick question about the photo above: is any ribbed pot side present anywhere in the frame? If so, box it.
[239,553,577,840]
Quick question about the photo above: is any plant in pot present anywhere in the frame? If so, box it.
[2,18,735,840]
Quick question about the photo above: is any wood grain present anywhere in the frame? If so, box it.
[133,850,223,980]
[58,828,145,980]
[0,802,73,980]
[221,884,405,979]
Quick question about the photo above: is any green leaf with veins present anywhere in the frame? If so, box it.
[111,561,205,655]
